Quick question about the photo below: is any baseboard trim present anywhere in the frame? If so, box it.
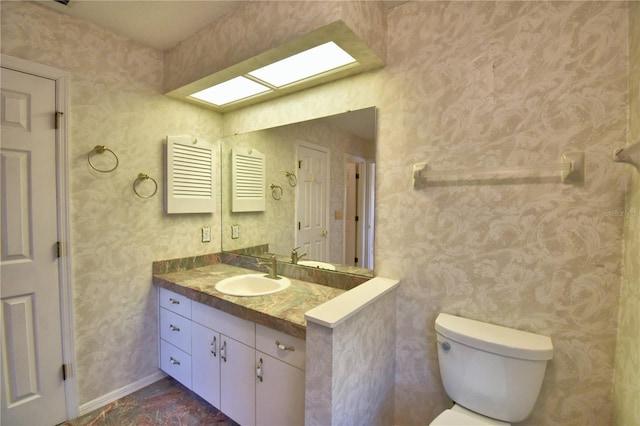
[78,370,167,416]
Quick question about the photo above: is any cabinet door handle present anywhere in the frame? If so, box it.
[256,357,263,382]
[169,324,180,332]
[276,340,295,352]
[211,336,217,357]
[169,357,181,366]
[220,340,227,362]
[168,298,180,305]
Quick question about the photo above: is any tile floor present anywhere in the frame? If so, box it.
[62,377,238,426]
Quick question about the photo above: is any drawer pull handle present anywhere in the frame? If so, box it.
[169,324,180,332]
[169,298,180,305]
[211,336,217,357]
[169,357,181,366]
[256,357,263,382]
[221,340,227,363]
[276,340,295,352]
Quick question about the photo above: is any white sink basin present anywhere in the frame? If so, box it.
[215,274,291,297]
[297,260,336,271]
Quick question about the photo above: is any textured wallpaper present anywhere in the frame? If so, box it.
[613,2,640,425]
[380,3,628,424]
[1,2,223,405]
[2,2,636,425]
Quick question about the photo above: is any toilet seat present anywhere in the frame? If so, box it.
[430,404,510,426]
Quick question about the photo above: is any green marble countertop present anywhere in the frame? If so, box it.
[153,263,345,339]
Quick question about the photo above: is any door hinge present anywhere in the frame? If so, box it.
[56,241,62,258]
[355,173,360,179]
[298,222,301,230]
[298,160,302,169]
[55,111,64,129]
[355,215,359,222]
[62,364,69,381]
[354,257,359,264]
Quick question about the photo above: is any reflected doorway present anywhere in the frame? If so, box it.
[343,155,374,269]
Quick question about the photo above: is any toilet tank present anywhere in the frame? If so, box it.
[435,313,553,423]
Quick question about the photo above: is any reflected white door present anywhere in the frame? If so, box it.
[1,67,67,425]
[296,143,329,261]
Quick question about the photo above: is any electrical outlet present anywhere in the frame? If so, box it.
[231,225,239,239]
[201,226,211,243]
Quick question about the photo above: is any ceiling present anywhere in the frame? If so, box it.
[37,0,406,52]
[38,0,249,51]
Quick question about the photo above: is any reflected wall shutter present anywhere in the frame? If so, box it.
[165,135,215,214]
[232,148,265,212]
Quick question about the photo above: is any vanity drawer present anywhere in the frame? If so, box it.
[159,287,191,318]
[256,324,306,370]
[160,308,191,353]
[192,301,254,347]
[160,339,192,389]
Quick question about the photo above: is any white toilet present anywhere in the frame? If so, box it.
[430,313,553,425]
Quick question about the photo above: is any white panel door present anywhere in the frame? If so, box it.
[1,67,67,425]
[296,143,329,261]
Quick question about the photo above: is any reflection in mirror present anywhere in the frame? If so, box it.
[221,107,376,277]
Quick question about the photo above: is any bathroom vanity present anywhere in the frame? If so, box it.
[153,255,399,426]
[159,286,307,425]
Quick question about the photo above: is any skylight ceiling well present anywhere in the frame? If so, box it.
[189,41,358,107]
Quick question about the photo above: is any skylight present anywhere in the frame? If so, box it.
[190,76,271,106]
[248,41,357,87]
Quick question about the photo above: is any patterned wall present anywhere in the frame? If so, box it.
[380,3,628,424]
[2,2,635,425]
[613,2,640,424]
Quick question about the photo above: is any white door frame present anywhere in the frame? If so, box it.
[1,54,78,420]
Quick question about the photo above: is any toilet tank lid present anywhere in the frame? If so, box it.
[435,313,553,361]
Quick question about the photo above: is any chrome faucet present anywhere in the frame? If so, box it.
[291,247,307,264]
[258,254,280,279]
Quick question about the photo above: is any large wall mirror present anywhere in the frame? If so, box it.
[221,107,376,277]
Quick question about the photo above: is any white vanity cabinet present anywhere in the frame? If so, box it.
[192,300,256,426]
[158,288,305,426]
[255,325,306,426]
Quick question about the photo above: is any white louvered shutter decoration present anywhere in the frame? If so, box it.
[165,135,215,214]
[232,148,265,212]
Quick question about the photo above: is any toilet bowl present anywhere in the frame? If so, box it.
[429,313,553,426]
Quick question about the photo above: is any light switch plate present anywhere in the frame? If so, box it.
[202,226,211,242]
[231,225,239,239]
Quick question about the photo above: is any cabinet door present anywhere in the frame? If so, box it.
[191,322,220,408]
[256,352,305,426]
[220,336,256,426]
